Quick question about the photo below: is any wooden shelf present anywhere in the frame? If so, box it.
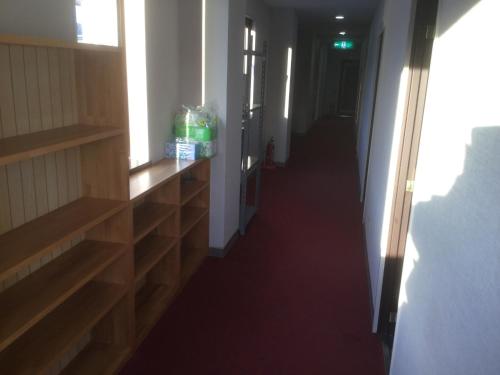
[181,247,206,286]
[133,203,176,244]
[130,159,198,201]
[135,236,177,283]
[181,207,209,237]
[0,282,127,374]
[0,34,121,52]
[60,342,130,375]
[181,180,209,205]
[0,197,127,283]
[135,283,176,344]
[0,124,124,167]
[0,240,125,352]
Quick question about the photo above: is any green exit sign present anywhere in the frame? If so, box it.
[333,40,354,50]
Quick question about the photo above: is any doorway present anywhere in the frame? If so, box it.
[337,60,360,116]
[377,0,439,352]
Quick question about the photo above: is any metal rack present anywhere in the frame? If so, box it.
[240,43,267,235]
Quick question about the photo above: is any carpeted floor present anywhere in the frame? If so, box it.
[121,118,385,375]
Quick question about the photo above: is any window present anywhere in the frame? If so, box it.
[243,18,257,108]
[244,26,249,74]
[284,47,293,119]
[124,0,149,169]
[75,0,119,46]
[250,29,257,109]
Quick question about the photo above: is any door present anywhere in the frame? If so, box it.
[362,32,385,204]
[377,0,439,349]
[337,60,360,116]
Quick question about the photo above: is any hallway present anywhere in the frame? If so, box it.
[122,118,385,375]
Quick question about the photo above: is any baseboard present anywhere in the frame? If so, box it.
[209,231,239,258]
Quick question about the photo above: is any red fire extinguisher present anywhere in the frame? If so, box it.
[263,138,276,170]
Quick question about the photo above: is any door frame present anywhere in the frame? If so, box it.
[377,0,439,343]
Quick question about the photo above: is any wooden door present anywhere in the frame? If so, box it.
[377,0,439,347]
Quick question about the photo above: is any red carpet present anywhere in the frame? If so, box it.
[121,118,385,375]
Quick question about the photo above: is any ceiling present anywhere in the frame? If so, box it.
[264,0,380,30]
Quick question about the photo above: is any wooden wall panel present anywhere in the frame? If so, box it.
[0,44,82,292]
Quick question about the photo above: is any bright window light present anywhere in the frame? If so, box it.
[202,0,206,106]
[243,27,249,75]
[75,0,118,46]
[250,30,257,109]
[284,47,293,119]
[124,0,149,168]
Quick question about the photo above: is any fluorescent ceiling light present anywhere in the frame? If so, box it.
[335,15,345,20]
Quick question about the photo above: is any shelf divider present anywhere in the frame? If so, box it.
[181,207,209,237]
[133,203,176,244]
[135,283,177,344]
[181,180,209,205]
[135,236,177,283]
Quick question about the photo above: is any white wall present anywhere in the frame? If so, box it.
[0,0,76,41]
[264,8,297,164]
[146,0,180,162]
[359,0,416,331]
[391,1,500,374]
[206,0,245,249]
[179,0,202,106]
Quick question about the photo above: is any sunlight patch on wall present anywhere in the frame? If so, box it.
[411,0,500,204]
[398,0,500,308]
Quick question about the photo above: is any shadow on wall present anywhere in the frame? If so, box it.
[436,0,481,36]
[395,126,500,374]
[362,0,483,331]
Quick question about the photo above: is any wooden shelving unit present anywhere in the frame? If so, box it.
[0,11,211,373]
[129,158,211,345]
[0,22,132,374]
